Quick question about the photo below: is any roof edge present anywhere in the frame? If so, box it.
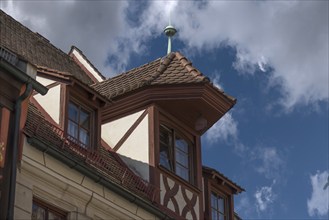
[175,52,210,82]
[140,52,176,86]
[203,166,245,194]
[69,45,106,81]
[25,137,173,220]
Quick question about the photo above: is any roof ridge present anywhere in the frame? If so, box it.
[175,51,210,82]
[91,58,161,88]
[140,52,176,86]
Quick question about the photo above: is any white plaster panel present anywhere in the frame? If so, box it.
[34,84,61,124]
[186,211,193,220]
[72,50,104,82]
[160,174,200,219]
[101,110,144,147]
[36,76,56,87]
[185,188,194,200]
[176,185,185,214]
[166,176,175,188]
[167,200,175,212]
[117,116,149,180]
[195,196,200,220]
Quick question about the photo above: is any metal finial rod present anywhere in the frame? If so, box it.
[167,36,172,55]
[164,25,177,54]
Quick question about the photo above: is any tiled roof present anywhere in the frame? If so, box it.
[0,10,94,84]
[69,45,106,81]
[24,103,158,202]
[203,166,245,193]
[92,52,235,101]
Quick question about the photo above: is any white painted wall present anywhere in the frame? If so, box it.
[101,110,150,181]
[36,76,56,87]
[117,116,149,180]
[71,49,104,82]
[34,84,61,124]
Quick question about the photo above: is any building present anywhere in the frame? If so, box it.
[0,9,244,220]
[0,33,48,219]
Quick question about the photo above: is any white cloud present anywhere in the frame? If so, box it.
[255,181,276,213]
[211,73,224,90]
[0,0,129,75]
[204,113,238,144]
[1,0,327,111]
[162,1,329,111]
[235,195,254,218]
[307,170,329,217]
[251,147,285,180]
[204,74,239,145]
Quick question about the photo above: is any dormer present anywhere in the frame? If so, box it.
[69,46,106,83]
[202,166,245,220]
[33,67,107,149]
[95,52,236,219]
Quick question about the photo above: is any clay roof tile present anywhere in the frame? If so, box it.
[0,10,94,85]
[92,51,232,102]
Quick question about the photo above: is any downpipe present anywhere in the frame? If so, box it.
[7,83,33,220]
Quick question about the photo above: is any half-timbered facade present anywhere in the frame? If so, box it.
[0,9,244,220]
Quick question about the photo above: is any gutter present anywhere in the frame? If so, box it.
[0,59,48,95]
[27,137,172,220]
[0,57,48,219]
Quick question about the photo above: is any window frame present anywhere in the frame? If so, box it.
[32,198,67,220]
[159,122,195,184]
[210,191,228,220]
[65,99,94,149]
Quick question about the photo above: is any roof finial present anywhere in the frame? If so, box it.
[164,13,177,55]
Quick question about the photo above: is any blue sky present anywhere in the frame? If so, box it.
[1,1,328,219]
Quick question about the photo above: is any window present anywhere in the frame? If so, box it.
[67,101,91,148]
[32,199,66,220]
[159,124,192,182]
[211,192,227,220]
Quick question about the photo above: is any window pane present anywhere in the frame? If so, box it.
[159,124,194,183]
[211,193,218,209]
[218,197,224,212]
[80,109,90,129]
[175,136,188,152]
[68,101,92,149]
[160,125,173,171]
[32,204,46,220]
[160,125,171,145]
[212,208,218,220]
[176,164,189,181]
[175,150,188,167]
[68,121,78,138]
[219,213,225,220]
[68,102,78,122]
[79,128,89,147]
[160,144,172,170]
